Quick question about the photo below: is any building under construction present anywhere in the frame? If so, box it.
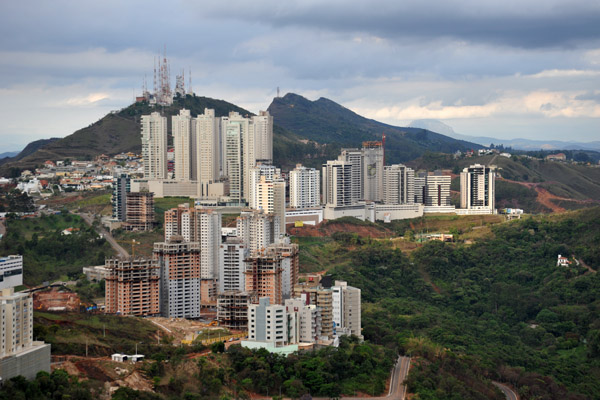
[217,291,257,330]
[125,191,155,231]
[105,257,160,316]
[153,237,201,319]
[244,243,299,305]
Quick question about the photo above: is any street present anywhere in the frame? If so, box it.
[78,212,129,258]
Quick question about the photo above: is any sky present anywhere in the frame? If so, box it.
[1,0,599,151]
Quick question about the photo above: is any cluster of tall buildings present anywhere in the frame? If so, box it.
[0,255,50,380]
[243,279,361,353]
[135,109,273,202]
[321,141,496,220]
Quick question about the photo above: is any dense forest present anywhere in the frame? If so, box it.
[330,207,600,399]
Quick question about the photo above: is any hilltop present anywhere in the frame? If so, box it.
[268,93,483,165]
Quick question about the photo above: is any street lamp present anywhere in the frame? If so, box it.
[135,341,143,355]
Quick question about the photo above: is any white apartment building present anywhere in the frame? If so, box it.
[322,160,352,206]
[0,258,50,380]
[196,108,221,185]
[383,164,415,205]
[332,280,362,339]
[285,296,322,343]
[413,172,427,204]
[289,164,320,208]
[247,297,288,347]
[338,149,363,203]
[172,109,194,181]
[141,112,167,180]
[0,255,23,290]
[222,112,250,202]
[252,111,273,164]
[219,238,247,293]
[236,210,281,252]
[460,164,496,212]
[424,172,451,207]
[248,164,281,209]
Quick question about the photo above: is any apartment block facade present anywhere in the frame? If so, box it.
[105,258,160,316]
[289,164,320,208]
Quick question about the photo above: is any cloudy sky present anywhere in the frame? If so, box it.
[1,0,599,151]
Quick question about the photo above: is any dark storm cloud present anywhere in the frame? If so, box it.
[196,0,600,49]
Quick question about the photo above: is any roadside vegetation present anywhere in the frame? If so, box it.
[0,212,114,285]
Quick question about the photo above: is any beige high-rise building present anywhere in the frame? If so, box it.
[293,283,334,339]
[173,109,194,181]
[196,108,221,185]
[460,164,496,212]
[251,111,273,164]
[141,112,167,180]
[332,280,362,339]
[255,176,286,235]
[248,164,281,210]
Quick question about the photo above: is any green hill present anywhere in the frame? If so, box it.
[268,93,483,165]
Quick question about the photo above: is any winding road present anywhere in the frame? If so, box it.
[493,381,519,400]
[78,212,129,258]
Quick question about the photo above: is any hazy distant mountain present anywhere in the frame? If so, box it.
[0,138,61,167]
[268,93,482,165]
[0,151,19,159]
[409,119,600,151]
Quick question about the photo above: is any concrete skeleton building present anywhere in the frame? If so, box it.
[217,291,257,330]
[460,164,496,214]
[154,237,201,319]
[124,191,154,231]
[141,112,168,180]
[361,141,384,202]
[105,257,161,316]
[289,164,320,209]
[244,243,299,306]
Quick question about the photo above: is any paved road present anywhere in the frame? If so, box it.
[493,381,519,400]
[78,212,129,258]
[313,356,410,400]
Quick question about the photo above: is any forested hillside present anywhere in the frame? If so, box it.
[324,207,600,399]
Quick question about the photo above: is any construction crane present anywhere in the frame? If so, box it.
[130,239,140,258]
